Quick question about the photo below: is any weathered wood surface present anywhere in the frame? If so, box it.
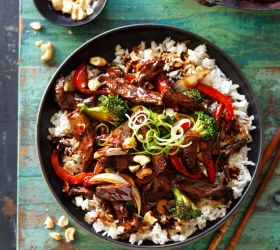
[18,0,280,249]
[0,0,18,249]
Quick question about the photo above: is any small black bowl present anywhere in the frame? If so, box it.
[34,0,107,27]
[36,24,263,248]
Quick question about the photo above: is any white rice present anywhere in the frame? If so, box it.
[48,110,82,175]
[49,37,255,245]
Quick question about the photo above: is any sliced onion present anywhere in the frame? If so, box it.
[173,69,211,92]
[94,147,127,159]
[120,174,141,215]
[88,173,141,214]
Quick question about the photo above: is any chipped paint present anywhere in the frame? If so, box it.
[2,196,16,218]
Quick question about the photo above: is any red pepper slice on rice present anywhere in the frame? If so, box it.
[51,149,94,185]
[194,83,234,121]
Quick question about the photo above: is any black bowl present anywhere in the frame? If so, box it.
[36,24,263,248]
[34,0,107,27]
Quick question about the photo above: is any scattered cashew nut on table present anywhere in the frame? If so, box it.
[40,42,54,63]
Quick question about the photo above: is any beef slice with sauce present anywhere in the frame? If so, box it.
[163,87,210,114]
[55,76,95,110]
[111,201,129,221]
[174,175,233,204]
[104,77,163,106]
[219,117,240,145]
[95,184,133,201]
[144,171,175,206]
[215,139,247,172]
[182,131,200,170]
[115,154,134,172]
[136,59,165,88]
[68,110,94,172]
[62,183,94,199]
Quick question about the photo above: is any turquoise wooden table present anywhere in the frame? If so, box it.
[18,0,280,249]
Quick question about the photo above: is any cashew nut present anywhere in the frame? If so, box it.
[133,155,151,166]
[57,215,69,228]
[51,0,63,11]
[44,216,55,229]
[135,168,152,179]
[40,42,54,63]
[29,22,42,31]
[65,227,76,242]
[129,164,141,173]
[89,56,107,67]
[48,232,62,241]
[88,78,105,91]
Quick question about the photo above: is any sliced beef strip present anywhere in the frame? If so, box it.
[95,184,133,201]
[144,172,174,206]
[151,153,168,173]
[115,154,134,172]
[55,76,95,110]
[219,117,240,145]
[182,131,200,170]
[114,127,132,148]
[111,201,129,221]
[173,175,233,204]
[206,134,220,155]
[104,77,163,106]
[107,66,124,78]
[136,60,165,88]
[68,110,94,172]
[100,200,114,215]
[62,183,94,199]
[163,87,210,114]
[215,139,247,172]
[97,155,116,168]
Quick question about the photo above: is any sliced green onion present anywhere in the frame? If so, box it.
[127,107,191,155]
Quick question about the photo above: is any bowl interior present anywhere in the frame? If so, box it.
[33,0,107,27]
[36,24,262,248]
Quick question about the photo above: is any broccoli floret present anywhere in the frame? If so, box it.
[167,187,201,220]
[191,111,218,140]
[185,89,203,102]
[77,94,127,126]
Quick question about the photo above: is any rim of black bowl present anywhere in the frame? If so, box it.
[212,0,280,10]
[36,23,263,249]
[33,0,107,27]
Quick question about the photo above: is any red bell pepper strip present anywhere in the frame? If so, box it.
[154,73,171,93]
[199,140,216,184]
[194,83,234,121]
[181,121,191,133]
[124,73,135,83]
[73,63,92,94]
[73,63,111,95]
[154,73,179,112]
[170,154,203,179]
[169,147,203,179]
[213,103,224,121]
[51,149,94,185]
